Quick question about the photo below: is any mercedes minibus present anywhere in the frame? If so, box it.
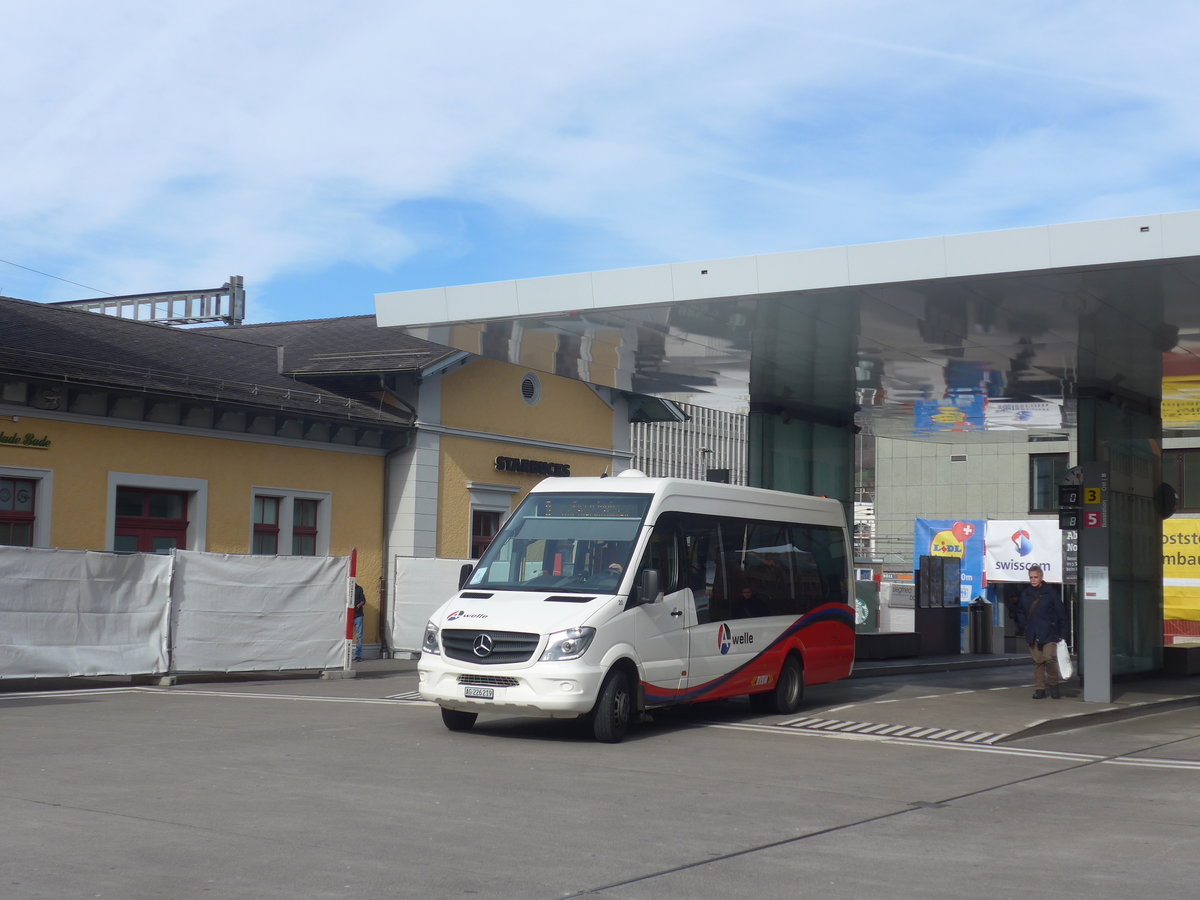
[418,470,854,742]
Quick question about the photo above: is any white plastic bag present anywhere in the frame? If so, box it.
[1056,640,1074,680]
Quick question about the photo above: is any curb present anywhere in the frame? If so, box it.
[1002,693,1200,742]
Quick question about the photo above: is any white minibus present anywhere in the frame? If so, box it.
[418,470,854,742]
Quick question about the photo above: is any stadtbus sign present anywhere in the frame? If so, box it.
[495,456,570,477]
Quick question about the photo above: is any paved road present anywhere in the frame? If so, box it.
[3,666,1198,899]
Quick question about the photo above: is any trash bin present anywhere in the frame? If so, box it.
[855,580,880,634]
[969,597,991,654]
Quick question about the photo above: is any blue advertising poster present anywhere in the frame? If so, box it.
[914,518,986,604]
[913,395,987,437]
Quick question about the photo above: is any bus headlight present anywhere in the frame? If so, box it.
[540,627,596,661]
[421,621,440,655]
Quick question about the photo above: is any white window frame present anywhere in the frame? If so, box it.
[0,464,53,548]
[106,472,207,552]
[249,487,332,556]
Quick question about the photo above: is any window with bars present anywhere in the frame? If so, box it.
[0,477,36,547]
[471,510,501,559]
[114,487,189,554]
[252,493,324,556]
[253,496,281,554]
[292,498,318,556]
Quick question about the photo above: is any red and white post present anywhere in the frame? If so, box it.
[345,548,357,670]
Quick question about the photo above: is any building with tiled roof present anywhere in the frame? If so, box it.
[1,296,632,658]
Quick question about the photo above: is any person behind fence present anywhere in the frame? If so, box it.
[353,583,366,661]
[1014,564,1066,700]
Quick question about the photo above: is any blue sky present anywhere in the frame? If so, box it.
[2,1,1198,324]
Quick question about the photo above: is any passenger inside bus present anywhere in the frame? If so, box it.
[734,585,769,618]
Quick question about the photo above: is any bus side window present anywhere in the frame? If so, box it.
[633,521,678,606]
[680,515,722,625]
[791,523,849,609]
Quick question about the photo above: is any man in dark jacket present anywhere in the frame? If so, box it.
[1014,565,1066,699]
[353,584,366,662]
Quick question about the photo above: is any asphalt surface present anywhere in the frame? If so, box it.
[4,655,1199,899]
[7,650,1199,745]
[343,651,1200,746]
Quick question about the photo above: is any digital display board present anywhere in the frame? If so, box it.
[537,494,650,519]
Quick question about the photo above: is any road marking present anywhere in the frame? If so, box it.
[777,716,1006,745]
[149,688,429,706]
[1103,757,1200,771]
[0,687,141,700]
[10,685,1196,774]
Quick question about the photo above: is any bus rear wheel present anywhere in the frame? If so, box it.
[750,657,804,715]
[440,707,478,732]
[592,668,633,743]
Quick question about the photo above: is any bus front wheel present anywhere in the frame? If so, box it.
[440,707,478,732]
[592,668,633,743]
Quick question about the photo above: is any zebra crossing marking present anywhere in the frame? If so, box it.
[385,691,426,701]
[781,715,1006,745]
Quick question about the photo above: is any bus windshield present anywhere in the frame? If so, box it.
[466,492,652,593]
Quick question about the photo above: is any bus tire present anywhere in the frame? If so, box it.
[592,668,633,743]
[440,707,478,732]
[757,656,804,715]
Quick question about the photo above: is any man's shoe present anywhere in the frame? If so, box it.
[1032,690,1047,699]
[1049,685,1061,699]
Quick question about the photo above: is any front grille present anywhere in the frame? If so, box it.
[458,674,520,688]
[443,629,540,665]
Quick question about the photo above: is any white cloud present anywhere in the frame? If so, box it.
[1,1,1198,307]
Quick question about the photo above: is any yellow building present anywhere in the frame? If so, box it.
[1,297,429,658]
[2,297,650,659]
[215,316,645,656]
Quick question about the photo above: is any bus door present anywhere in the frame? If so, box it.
[632,521,689,698]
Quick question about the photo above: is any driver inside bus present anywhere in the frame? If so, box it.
[588,561,624,589]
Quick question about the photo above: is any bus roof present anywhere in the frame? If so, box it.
[527,471,846,525]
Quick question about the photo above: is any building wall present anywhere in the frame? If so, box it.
[631,401,748,484]
[1,411,387,639]
[873,434,1070,568]
[439,357,613,448]
[432,358,619,559]
[435,434,616,558]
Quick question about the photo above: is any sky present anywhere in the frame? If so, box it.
[2,1,1199,324]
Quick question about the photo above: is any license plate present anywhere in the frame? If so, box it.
[463,686,494,699]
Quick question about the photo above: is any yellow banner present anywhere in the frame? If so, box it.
[1163,375,1200,428]
[1163,518,1200,621]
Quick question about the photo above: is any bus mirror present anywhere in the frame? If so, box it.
[639,569,660,605]
[458,563,474,589]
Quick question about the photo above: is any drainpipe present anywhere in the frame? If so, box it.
[377,373,419,659]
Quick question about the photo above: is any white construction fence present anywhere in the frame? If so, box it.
[389,556,473,658]
[0,546,350,679]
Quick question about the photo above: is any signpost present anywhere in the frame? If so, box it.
[1058,463,1111,702]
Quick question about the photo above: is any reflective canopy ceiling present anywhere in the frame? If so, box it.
[376,212,1200,444]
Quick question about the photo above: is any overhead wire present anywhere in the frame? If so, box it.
[0,257,113,296]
